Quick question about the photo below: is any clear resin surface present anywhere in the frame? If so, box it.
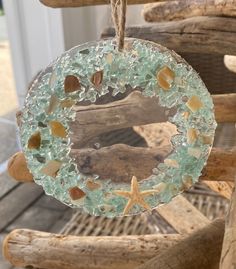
[20,38,216,217]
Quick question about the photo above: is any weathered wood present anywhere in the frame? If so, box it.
[3,229,181,269]
[9,91,236,183]
[7,147,236,183]
[71,92,236,147]
[213,94,236,123]
[0,233,12,269]
[5,219,223,269]
[200,147,236,183]
[156,195,210,234]
[143,0,236,22]
[72,144,171,182]
[224,55,236,74]
[203,181,234,199]
[71,91,171,147]
[40,0,170,8]
[5,194,69,233]
[220,181,236,269]
[137,219,225,269]
[0,184,43,231]
[16,91,236,151]
[0,172,19,199]
[73,146,236,183]
[102,16,236,55]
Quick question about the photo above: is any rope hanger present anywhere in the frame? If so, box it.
[110,0,127,51]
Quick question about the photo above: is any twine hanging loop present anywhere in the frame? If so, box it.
[110,0,127,51]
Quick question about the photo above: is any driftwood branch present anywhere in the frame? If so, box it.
[156,195,209,234]
[71,92,236,147]
[3,219,224,269]
[102,16,236,55]
[220,181,236,269]
[137,219,225,269]
[143,0,236,22]
[72,146,236,183]
[71,144,171,182]
[203,181,234,200]
[224,55,236,74]
[3,229,180,269]
[213,93,236,123]
[7,147,236,183]
[71,91,171,147]
[10,92,236,183]
[200,147,236,183]
[40,0,170,8]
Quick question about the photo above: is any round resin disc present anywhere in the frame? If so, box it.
[20,38,216,217]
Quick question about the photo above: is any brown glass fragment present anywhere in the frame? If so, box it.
[64,75,81,93]
[49,121,67,138]
[157,66,175,90]
[69,186,86,200]
[28,131,41,150]
[91,70,103,87]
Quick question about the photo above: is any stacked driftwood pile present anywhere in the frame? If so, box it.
[3,0,236,269]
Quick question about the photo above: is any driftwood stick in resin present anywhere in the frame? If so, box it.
[137,219,225,269]
[143,0,236,22]
[71,144,171,182]
[71,91,171,147]
[40,0,170,8]
[7,147,236,183]
[102,16,236,55]
[220,180,236,269]
[3,229,181,269]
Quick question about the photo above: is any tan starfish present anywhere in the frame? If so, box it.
[114,176,159,215]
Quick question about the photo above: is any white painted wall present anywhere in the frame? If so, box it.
[3,0,65,106]
[3,1,144,106]
[62,5,145,50]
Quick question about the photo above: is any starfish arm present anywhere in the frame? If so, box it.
[114,190,131,199]
[123,199,134,215]
[131,176,140,193]
[137,197,152,211]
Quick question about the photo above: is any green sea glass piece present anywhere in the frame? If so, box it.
[20,38,216,217]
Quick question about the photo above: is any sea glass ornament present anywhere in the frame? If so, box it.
[20,38,216,217]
